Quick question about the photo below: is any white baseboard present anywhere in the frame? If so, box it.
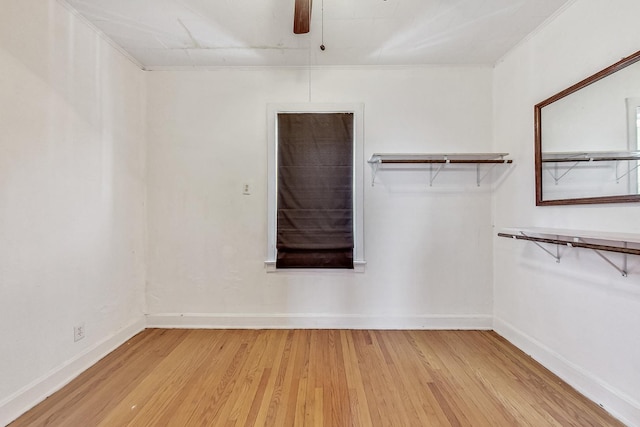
[0,317,146,426]
[145,313,493,330]
[493,317,640,427]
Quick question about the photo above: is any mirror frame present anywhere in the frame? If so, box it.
[535,49,640,206]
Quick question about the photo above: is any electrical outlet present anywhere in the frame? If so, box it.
[242,182,251,195]
[74,323,85,342]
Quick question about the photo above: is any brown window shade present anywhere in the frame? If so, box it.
[277,113,354,269]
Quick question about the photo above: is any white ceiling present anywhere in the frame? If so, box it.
[62,0,573,69]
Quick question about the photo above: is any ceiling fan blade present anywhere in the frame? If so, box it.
[293,0,312,34]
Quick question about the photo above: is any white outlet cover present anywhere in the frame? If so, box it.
[242,182,251,195]
[74,323,85,342]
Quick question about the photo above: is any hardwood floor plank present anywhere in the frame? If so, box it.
[10,329,626,427]
[339,330,374,427]
[176,332,249,425]
[260,330,294,426]
[382,331,456,426]
[219,331,272,426]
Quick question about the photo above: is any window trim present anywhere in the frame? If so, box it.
[266,103,366,272]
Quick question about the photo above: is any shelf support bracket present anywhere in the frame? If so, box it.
[615,161,639,183]
[370,162,379,186]
[546,161,581,185]
[520,232,560,262]
[577,238,628,277]
[429,161,447,186]
[477,163,499,187]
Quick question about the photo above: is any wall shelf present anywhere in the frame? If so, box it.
[498,227,640,277]
[542,150,640,163]
[542,151,640,184]
[367,153,513,187]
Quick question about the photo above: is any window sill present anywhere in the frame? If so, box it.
[264,260,366,273]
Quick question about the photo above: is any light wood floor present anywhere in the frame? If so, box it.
[11,329,624,427]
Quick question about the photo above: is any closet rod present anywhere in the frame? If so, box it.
[377,159,513,164]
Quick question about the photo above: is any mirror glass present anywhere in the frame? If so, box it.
[535,51,640,205]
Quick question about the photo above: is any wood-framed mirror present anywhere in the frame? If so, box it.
[535,50,640,205]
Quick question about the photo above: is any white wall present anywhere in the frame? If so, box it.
[146,66,496,328]
[0,1,147,423]
[493,0,640,424]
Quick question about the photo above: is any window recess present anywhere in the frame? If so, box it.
[266,103,365,272]
[276,113,354,269]
[367,153,513,187]
[498,227,640,277]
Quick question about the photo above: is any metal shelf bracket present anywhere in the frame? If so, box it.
[429,161,448,186]
[519,232,561,262]
[546,161,581,185]
[577,238,628,277]
[615,161,640,183]
[370,162,379,186]
[477,163,500,187]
